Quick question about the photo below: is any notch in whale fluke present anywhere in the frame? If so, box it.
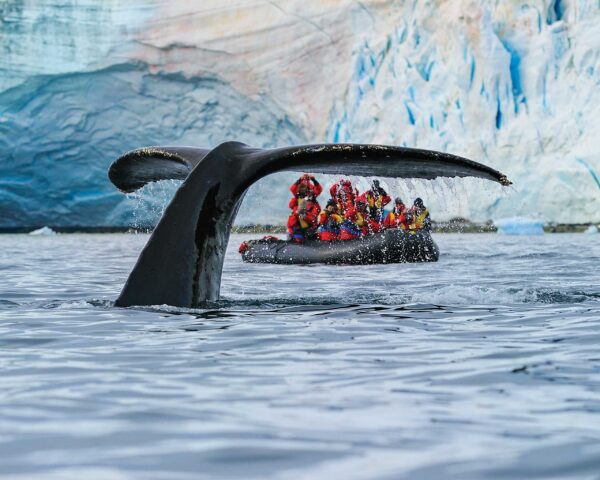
[108,142,511,308]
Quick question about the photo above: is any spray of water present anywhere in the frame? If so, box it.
[125,180,182,230]
[122,173,508,231]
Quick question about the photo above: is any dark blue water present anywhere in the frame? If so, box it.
[1,233,599,479]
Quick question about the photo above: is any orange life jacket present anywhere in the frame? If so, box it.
[384,210,408,230]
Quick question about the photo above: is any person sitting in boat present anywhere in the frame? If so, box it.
[330,178,358,215]
[287,196,320,243]
[357,179,391,233]
[289,174,322,211]
[318,199,343,241]
[408,197,431,232]
[383,197,409,230]
[355,198,371,236]
[340,202,366,240]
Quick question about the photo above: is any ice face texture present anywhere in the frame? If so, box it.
[0,1,598,227]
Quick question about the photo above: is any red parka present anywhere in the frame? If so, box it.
[287,199,320,232]
[383,206,408,230]
[317,210,342,241]
[330,179,358,215]
[289,175,322,211]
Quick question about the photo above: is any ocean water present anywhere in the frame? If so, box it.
[1,232,599,479]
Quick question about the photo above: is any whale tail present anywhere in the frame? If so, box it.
[109,142,510,308]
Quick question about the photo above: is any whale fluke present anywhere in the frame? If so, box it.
[109,142,510,308]
[109,146,211,193]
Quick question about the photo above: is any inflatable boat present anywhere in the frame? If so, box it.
[239,229,439,265]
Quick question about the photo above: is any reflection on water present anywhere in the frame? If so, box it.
[0,233,599,479]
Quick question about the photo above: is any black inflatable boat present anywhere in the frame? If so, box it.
[239,229,439,265]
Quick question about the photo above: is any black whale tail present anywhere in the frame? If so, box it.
[109,142,510,308]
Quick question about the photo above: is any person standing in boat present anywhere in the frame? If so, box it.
[383,197,409,230]
[357,179,391,234]
[289,174,322,212]
[330,179,358,215]
[286,174,322,243]
[287,195,320,243]
[318,199,343,241]
[408,197,431,232]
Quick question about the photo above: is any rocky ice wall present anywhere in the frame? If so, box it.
[0,0,599,227]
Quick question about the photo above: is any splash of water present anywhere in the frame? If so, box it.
[125,179,182,230]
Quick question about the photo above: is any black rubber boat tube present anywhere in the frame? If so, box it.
[241,230,439,265]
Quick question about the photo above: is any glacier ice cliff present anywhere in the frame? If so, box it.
[0,0,599,227]
[0,63,304,227]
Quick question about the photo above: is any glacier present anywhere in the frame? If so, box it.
[0,0,599,228]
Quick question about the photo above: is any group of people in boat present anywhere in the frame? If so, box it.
[286,174,431,243]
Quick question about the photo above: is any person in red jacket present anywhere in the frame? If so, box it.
[339,202,366,240]
[357,179,391,234]
[318,199,342,241]
[329,178,358,215]
[287,196,320,243]
[289,174,322,211]
[383,197,408,230]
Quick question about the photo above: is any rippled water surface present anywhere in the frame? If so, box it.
[1,233,599,479]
